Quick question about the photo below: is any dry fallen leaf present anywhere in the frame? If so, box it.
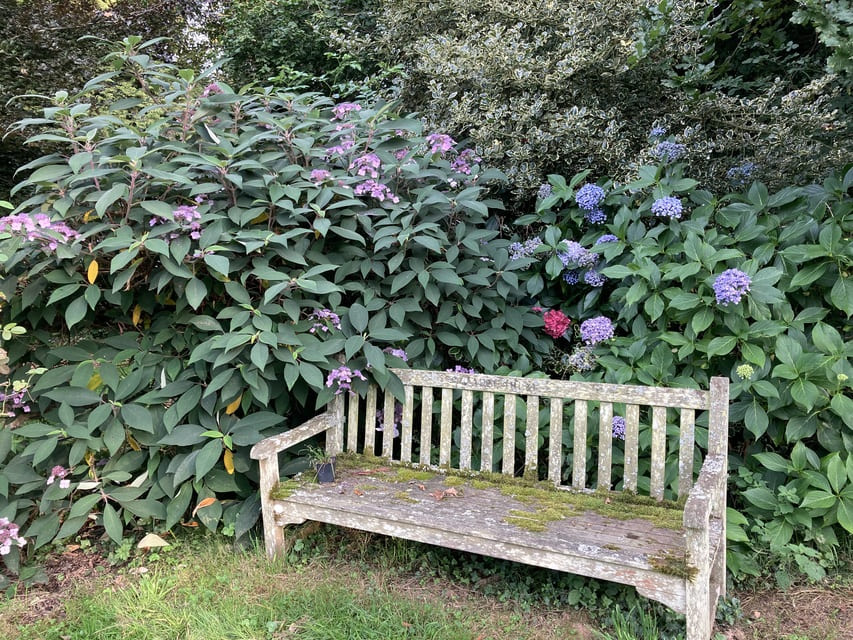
[137,533,170,549]
[444,487,460,497]
[353,488,364,496]
[192,497,217,517]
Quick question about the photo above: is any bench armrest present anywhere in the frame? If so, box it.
[249,413,335,460]
[683,454,727,530]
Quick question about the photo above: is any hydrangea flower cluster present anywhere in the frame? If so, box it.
[383,347,409,361]
[585,208,607,224]
[309,309,342,333]
[508,237,542,260]
[612,416,626,440]
[325,138,355,157]
[376,402,403,438]
[149,203,202,240]
[652,141,686,163]
[575,183,605,210]
[332,102,362,120]
[557,240,605,287]
[350,153,381,178]
[451,149,481,175]
[0,383,31,417]
[649,126,667,138]
[736,364,754,380]
[325,365,367,395]
[537,183,553,199]
[447,365,477,374]
[567,346,596,372]
[543,309,571,339]
[310,169,331,184]
[595,234,618,244]
[201,83,222,97]
[579,316,614,345]
[651,196,683,220]
[0,212,79,250]
[563,270,579,285]
[0,517,26,556]
[354,180,400,203]
[726,161,756,188]
[426,133,456,155]
[713,269,751,305]
[583,271,606,287]
[46,465,71,489]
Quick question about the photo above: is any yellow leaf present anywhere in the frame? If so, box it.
[87,260,99,284]
[82,209,94,223]
[224,449,234,475]
[86,373,102,391]
[250,212,269,224]
[126,433,141,451]
[132,304,142,326]
[225,394,242,415]
[192,497,217,518]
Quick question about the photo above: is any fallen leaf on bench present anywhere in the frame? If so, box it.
[353,488,364,496]
[409,481,426,491]
[430,487,461,501]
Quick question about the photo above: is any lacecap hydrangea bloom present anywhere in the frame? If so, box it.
[326,365,367,395]
[426,133,456,155]
[579,316,614,345]
[447,365,477,374]
[537,183,553,199]
[383,347,408,361]
[567,346,596,372]
[651,196,683,220]
[575,183,606,210]
[0,517,26,556]
[713,269,751,305]
[508,237,542,260]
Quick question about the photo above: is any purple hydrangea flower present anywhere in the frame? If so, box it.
[310,169,331,183]
[354,180,400,203]
[46,465,71,489]
[0,517,27,556]
[557,240,587,267]
[579,316,615,345]
[509,237,542,260]
[0,213,79,251]
[537,183,553,199]
[583,271,606,287]
[451,149,480,175]
[332,102,362,120]
[584,207,607,224]
[376,403,403,438]
[612,416,626,440]
[383,347,408,361]
[651,196,683,220]
[596,234,618,244]
[325,139,355,157]
[649,126,667,138]
[575,183,606,210]
[426,133,456,155]
[326,365,367,395]
[309,309,342,333]
[447,365,477,374]
[652,142,686,163]
[350,153,382,178]
[567,346,596,372]
[563,270,580,285]
[726,162,756,188]
[713,269,751,306]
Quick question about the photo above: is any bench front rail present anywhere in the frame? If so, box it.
[251,371,729,640]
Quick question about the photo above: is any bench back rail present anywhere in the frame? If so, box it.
[327,370,728,501]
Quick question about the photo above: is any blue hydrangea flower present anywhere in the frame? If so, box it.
[612,416,626,440]
[575,183,606,210]
[583,271,606,287]
[712,269,751,305]
[649,126,667,138]
[509,237,542,260]
[563,270,580,285]
[579,316,615,345]
[557,240,587,267]
[567,346,596,372]
[584,207,607,224]
[595,234,618,244]
[577,251,599,269]
[726,162,756,188]
[537,183,553,199]
[651,196,683,220]
[652,142,686,163]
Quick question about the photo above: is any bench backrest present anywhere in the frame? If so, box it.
[327,370,729,500]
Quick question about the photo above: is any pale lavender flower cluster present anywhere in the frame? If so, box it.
[309,309,342,333]
[509,237,542,260]
[46,465,71,489]
[332,102,362,120]
[383,347,409,361]
[201,83,222,97]
[651,196,683,220]
[354,180,400,203]
[585,208,607,224]
[575,183,606,210]
[0,388,31,417]
[567,346,596,372]
[0,517,26,556]
[447,365,477,374]
[326,365,367,395]
[595,234,618,244]
[0,213,79,250]
[451,149,481,174]
[537,183,553,199]
[376,402,403,438]
[558,240,604,287]
[350,153,381,178]
[584,271,606,287]
[652,141,686,163]
[612,416,626,440]
[713,269,751,305]
[325,138,355,157]
[649,126,667,138]
[426,133,456,155]
[726,162,756,188]
[149,204,202,240]
[579,316,614,345]
[310,169,332,184]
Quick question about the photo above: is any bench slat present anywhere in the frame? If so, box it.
[549,398,563,486]
[330,394,345,455]
[597,401,613,490]
[382,390,395,458]
[678,408,695,499]
[572,400,588,490]
[651,406,667,500]
[525,395,539,478]
[347,393,360,453]
[401,385,414,463]
[624,404,640,492]
[460,389,474,470]
[391,369,709,410]
[502,394,516,475]
[481,391,495,472]
[439,388,453,466]
[420,386,433,465]
[364,385,377,454]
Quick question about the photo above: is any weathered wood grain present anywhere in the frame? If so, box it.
[364,385,377,454]
[502,394,516,475]
[623,404,640,493]
[439,387,453,467]
[650,406,667,500]
[400,385,414,463]
[597,401,613,491]
[548,398,563,486]
[420,386,433,466]
[524,395,539,477]
[347,393,360,453]
[481,391,495,472]
[460,389,474,470]
[572,400,588,490]
[382,390,395,458]
[678,408,695,499]
[329,394,345,456]
[250,413,332,459]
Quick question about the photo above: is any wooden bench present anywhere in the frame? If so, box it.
[251,370,729,640]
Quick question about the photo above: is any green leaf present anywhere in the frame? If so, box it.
[185,278,207,310]
[789,262,828,289]
[743,486,777,512]
[811,323,843,355]
[195,439,222,480]
[65,296,88,329]
[706,336,737,358]
[102,502,123,544]
[43,387,101,406]
[837,499,853,533]
[753,452,790,473]
[690,307,714,334]
[121,403,154,433]
[740,342,766,368]
[790,378,821,412]
[28,164,71,183]
[69,493,102,519]
[799,490,837,510]
[166,484,193,531]
[349,303,368,333]
[744,402,768,438]
[830,394,853,429]
[95,183,127,217]
[765,519,793,549]
[826,455,846,494]
[829,277,852,316]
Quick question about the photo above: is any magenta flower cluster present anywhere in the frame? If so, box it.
[46,465,71,489]
[310,169,331,184]
[309,309,342,334]
[0,212,79,250]
[0,517,26,556]
[0,388,31,417]
[579,316,615,345]
[326,365,367,395]
[713,269,751,305]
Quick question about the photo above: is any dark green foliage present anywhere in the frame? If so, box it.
[0,38,549,570]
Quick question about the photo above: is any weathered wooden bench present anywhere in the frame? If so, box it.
[251,370,729,640]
